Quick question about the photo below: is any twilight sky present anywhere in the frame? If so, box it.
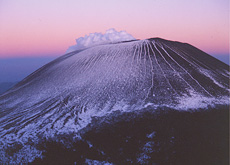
[0,0,229,58]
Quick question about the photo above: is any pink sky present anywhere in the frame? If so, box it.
[0,0,229,58]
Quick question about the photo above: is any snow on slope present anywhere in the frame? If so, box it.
[0,38,229,163]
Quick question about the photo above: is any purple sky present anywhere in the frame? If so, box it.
[0,0,229,58]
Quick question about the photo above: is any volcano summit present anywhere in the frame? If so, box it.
[0,38,229,164]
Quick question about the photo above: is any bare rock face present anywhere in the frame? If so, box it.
[0,38,229,163]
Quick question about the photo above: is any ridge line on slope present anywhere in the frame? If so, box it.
[144,40,155,100]
[149,41,176,93]
[161,45,213,97]
[154,42,195,93]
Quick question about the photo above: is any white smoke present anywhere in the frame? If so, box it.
[66,28,136,53]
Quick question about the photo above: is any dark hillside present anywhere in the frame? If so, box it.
[33,105,229,165]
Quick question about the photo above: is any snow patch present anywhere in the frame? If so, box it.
[66,28,135,53]
[85,159,113,165]
[176,91,229,110]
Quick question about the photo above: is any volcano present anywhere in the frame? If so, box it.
[0,38,229,164]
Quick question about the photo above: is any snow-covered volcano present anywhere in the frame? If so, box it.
[0,38,229,163]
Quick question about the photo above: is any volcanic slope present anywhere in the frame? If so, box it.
[0,38,229,163]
